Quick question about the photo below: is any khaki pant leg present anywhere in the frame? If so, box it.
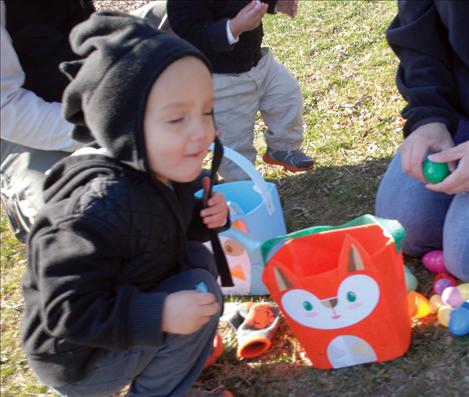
[213,73,259,181]
[258,49,304,151]
[0,139,68,241]
[130,1,173,33]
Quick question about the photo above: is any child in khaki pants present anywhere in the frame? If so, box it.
[168,0,314,181]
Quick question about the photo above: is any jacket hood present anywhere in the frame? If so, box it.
[60,10,212,172]
[42,151,124,205]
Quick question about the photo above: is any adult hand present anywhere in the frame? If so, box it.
[426,141,469,194]
[200,177,228,229]
[399,122,454,183]
[162,291,220,334]
[276,0,298,17]
[230,0,268,38]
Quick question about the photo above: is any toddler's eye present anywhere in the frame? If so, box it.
[347,291,357,302]
[303,301,313,311]
[168,117,184,124]
[203,109,214,117]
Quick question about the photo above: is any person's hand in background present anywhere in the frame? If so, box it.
[276,0,298,17]
[399,122,454,183]
[426,141,469,194]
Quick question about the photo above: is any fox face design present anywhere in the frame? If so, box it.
[272,235,382,368]
[281,273,379,330]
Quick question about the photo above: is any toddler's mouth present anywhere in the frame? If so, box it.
[186,150,205,158]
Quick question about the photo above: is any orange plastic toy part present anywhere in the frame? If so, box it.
[204,333,224,369]
[263,224,411,369]
[237,335,272,359]
[407,291,431,319]
[237,302,279,359]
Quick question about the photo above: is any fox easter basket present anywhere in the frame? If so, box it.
[262,215,411,369]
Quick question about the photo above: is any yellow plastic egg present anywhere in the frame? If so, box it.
[437,306,453,327]
[458,283,469,300]
[429,294,444,314]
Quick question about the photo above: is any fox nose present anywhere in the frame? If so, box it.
[321,298,338,308]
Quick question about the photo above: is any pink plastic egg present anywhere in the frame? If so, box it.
[422,250,447,274]
[433,273,457,295]
[441,287,464,308]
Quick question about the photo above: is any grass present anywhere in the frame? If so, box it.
[1,1,468,396]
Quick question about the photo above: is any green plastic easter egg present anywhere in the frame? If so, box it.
[404,265,418,292]
[422,160,450,184]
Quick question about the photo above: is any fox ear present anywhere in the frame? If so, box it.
[339,235,373,273]
[274,266,293,292]
[348,244,365,272]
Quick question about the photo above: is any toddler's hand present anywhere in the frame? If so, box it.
[201,176,228,229]
[230,0,268,38]
[276,0,298,17]
[162,291,220,334]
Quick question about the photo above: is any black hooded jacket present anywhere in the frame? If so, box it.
[21,11,221,385]
[23,152,212,385]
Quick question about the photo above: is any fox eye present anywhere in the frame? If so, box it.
[347,291,357,302]
[303,301,313,311]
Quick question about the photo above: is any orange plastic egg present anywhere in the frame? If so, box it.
[407,291,431,319]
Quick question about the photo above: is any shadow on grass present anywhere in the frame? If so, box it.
[266,156,391,232]
[202,157,469,397]
[200,300,469,397]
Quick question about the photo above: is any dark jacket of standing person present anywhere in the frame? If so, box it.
[167,0,277,74]
[387,0,469,137]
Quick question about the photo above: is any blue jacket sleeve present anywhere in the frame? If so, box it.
[387,0,460,136]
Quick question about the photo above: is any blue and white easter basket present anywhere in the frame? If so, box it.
[201,146,287,295]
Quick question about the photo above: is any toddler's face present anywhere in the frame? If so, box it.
[143,56,215,184]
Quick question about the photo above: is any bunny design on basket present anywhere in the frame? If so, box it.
[200,145,286,295]
[217,222,252,295]
[267,229,411,369]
